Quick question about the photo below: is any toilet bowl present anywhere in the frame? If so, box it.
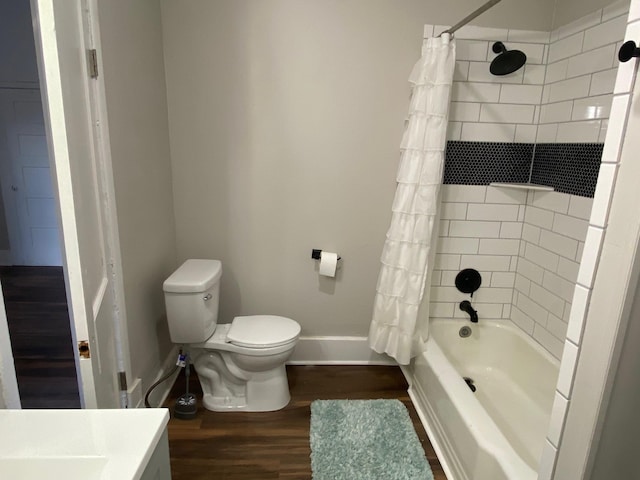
[163,259,301,412]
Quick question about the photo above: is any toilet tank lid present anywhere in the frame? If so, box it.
[163,259,222,293]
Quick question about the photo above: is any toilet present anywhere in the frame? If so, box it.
[163,259,301,412]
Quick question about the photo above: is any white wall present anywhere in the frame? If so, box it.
[160,0,557,337]
[96,0,178,392]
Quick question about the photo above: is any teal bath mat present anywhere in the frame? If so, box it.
[310,399,434,480]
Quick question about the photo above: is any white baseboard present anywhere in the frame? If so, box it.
[0,251,10,266]
[287,336,396,365]
[144,346,180,408]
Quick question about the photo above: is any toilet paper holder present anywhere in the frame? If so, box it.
[311,249,341,261]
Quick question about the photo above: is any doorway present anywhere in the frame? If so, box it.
[0,0,78,408]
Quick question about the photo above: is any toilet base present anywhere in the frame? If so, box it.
[196,356,292,412]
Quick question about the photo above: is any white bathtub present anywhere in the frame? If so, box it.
[406,319,559,480]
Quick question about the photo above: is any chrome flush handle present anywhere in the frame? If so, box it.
[203,293,212,301]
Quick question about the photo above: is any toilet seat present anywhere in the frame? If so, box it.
[227,315,300,348]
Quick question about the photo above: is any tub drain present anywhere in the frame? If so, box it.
[463,377,477,393]
[459,326,472,338]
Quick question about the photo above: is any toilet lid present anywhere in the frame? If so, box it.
[227,315,301,348]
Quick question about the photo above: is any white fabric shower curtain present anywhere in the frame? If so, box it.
[369,34,456,365]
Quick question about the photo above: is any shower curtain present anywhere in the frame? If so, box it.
[369,34,455,365]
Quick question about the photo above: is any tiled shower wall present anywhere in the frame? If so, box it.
[426,1,628,359]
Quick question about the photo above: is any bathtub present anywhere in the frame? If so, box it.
[406,319,559,480]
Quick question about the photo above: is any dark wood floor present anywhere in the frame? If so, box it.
[165,365,446,480]
[0,266,80,408]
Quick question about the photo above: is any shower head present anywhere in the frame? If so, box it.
[489,41,527,76]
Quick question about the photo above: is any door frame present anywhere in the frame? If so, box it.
[0,0,131,408]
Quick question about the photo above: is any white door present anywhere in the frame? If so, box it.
[0,88,61,266]
[30,0,125,408]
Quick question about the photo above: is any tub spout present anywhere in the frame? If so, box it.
[459,300,478,323]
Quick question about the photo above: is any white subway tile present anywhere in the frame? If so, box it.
[530,283,566,318]
[467,203,520,221]
[567,44,617,80]
[577,226,604,288]
[453,26,509,41]
[442,185,487,203]
[518,205,526,222]
[552,214,589,241]
[545,60,569,83]
[532,191,570,213]
[460,254,512,271]
[515,273,531,294]
[437,237,480,254]
[548,32,584,63]
[547,75,591,103]
[536,123,558,142]
[461,122,516,142]
[491,272,516,287]
[539,101,573,124]
[583,16,627,51]
[479,238,521,255]
[590,68,618,96]
[537,440,558,480]
[517,293,549,323]
[449,102,481,122]
[522,223,541,243]
[534,324,565,359]
[439,220,450,236]
[576,241,585,261]
[508,42,545,64]
[429,302,454,318]
[517,257,544,284]
[507,29,550,43]
[502,304,512,319]
[439,270,458,286]
[540,229,579,259]
[602,1,630,22]
[440,202,467,220]
[514,124,537,142]
[447,121,462,140]
[567,284,590,345]
[499,84,543,104]
[525,243,560,271]
[556,120,602,142]
[452,82,501,103]
[602,94,630,163]
[431,270,442,286]
[598,119,609,142]
[543,270,576,303]
[456,39,490,61]
[547,312,569,340]
[524,205,554,229]
[548,392,569,447]
[431,286,465,302]
[571,94,613,121]
[454,61,470,81]
[591,163,618,228]
[449,220,501,238]
[568,195,593,219]
[468,61,524,83]
[554,10,602,41]
[474,288,514,304]
[630,2,640,22]
[500,222,523,239]
[511,306,535,334]
[453,301,504,319]
[615,21,640,93]
[523,64,546,84]
[558,257,580,283]
[479,104,535,124]
[557,340,579,397]
[435,254,461,270]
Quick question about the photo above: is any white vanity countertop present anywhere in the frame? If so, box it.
[0,408,170,480]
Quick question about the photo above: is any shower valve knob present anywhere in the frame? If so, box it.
[618,41,640,63]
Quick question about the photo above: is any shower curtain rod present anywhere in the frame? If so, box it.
[441,0,503,35]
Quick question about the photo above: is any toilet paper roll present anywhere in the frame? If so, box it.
[319,251,338,277]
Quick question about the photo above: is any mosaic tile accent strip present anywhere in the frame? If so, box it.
[444,141,603,198]
[444,141,533,185]
[531,143,603,198]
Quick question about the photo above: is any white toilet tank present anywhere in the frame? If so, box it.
[163,259,222,344]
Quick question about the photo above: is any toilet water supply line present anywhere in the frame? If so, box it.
[144,348,187,408]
